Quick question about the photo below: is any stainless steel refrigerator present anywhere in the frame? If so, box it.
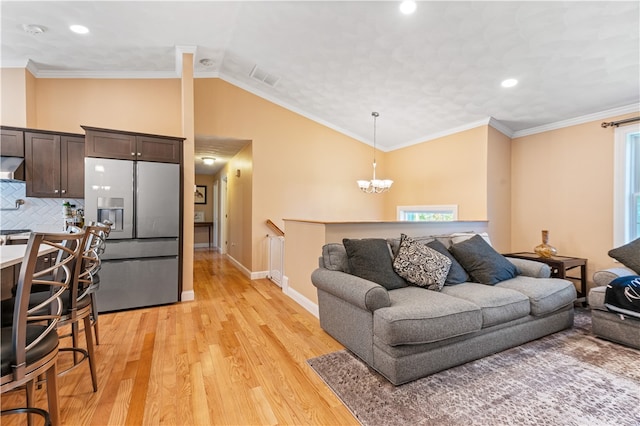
[84,157,181,312]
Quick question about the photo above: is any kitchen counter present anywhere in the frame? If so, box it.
[0,244,56,269]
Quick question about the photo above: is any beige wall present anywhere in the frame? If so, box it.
[511,112,638,291]
[5,68,636,295]
[1,68,28,126]
[384,126,489,222]
[195,78,385,272]
[33,78,182,135]
[486,125,512,252]
[225,143,253,267]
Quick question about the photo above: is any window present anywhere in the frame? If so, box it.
[397,205,458,222]
[613,123,640,246]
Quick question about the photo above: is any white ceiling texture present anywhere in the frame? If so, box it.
[2,1,639,175]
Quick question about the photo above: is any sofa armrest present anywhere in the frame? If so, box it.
[311,268,391,312]
[505,257,551,278]
[593,267,636,286]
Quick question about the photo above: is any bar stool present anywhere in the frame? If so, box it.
[82,222,110,345]
[1,231,85,426]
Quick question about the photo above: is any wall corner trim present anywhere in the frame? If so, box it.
[181,290,195,302]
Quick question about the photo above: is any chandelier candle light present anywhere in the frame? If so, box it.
[357,112,393,193]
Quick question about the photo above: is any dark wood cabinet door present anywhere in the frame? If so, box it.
[137,136,181,163]
[1,128,25,157]
[25,132,61,197]
[61,135,85,198]
[85,130,136,160]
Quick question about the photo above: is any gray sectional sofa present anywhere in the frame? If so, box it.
[311,233,577,385]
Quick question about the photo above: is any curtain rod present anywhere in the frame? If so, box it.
[601,116,640,128]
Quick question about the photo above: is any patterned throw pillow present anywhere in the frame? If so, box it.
[393,234,452,291]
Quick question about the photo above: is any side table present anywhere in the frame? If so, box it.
[504,252,588,303]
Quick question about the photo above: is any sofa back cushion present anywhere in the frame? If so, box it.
[322,243,351,272]
[343,238,408,290]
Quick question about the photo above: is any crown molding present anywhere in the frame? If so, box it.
[29,69,179,79]
[512,104,640,138]
[488,117,514,138]
[2,61,637,148]
[391,117,494,151]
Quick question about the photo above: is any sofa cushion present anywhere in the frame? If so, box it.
[426,239,469,285]
[449,231,492,246]
[496,276,576,316]
[343,238,407,290]
[608,238,640,274]
[374,287,482,346]
[588,286,607,311]
[449,234,519,284]
[441,283,530,327]
[593,267,636,287]
[322,243,350,272]
[393,234,451,291]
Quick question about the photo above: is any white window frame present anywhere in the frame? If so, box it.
[613,123,640,246]
[397,205,458,222]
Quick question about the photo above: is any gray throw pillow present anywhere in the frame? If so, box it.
[343,238,407,290]
[608,238,640,274]
[393,234,451,291]
[426,239,469,285]
[449,234,518,285]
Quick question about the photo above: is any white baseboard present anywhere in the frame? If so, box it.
[281,275,319,318]
[181,290,195,301]
[251,270,269,280]
[226,254,252,278]
[194,243,210,249]
[223,263,318,318]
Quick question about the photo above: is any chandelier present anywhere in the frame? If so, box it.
[357,112,393,193]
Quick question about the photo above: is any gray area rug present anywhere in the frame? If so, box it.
[307,310,640,426]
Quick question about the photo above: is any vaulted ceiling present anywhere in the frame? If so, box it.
[2,1,639,172]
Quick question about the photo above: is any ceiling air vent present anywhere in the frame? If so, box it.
[249,65,280,87]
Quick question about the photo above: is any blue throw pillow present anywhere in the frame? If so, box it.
[426,239,469,285]
[449,234,518,285]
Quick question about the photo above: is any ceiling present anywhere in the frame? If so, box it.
[2,1,639,173]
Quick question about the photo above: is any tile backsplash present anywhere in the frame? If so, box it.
[0,182,84,232]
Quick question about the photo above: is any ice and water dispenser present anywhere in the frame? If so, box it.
[97,197,124,231]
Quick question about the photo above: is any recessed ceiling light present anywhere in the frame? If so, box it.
[69,25,89,34]
[22,24,45,35]
[400,0,417,15]
[199,58,215,67]
[501,78,518,88]
[202,157,215,165]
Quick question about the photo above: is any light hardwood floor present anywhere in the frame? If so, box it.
[2,249,357,425]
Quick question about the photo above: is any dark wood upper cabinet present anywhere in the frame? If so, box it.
[136,135,182,163]
[60,135,85,198]
[84,126,182,164]
[83,129,136,160]
[24,131,84,198]
[1,128,25,157]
